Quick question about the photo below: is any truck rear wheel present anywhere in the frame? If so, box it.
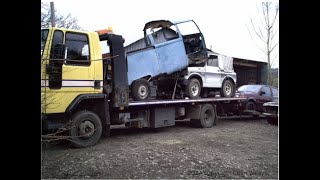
[200,104,216,128]
[191,104,216,128]
[69,111,102,148]
[186,78,201,99]
[132,79,150,101]
[220,79,235,97]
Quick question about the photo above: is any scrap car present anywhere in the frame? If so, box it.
[125,20,208,100]
[125,19,236,100]
[237,84,278,112]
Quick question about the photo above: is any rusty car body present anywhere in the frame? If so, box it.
[124,20,208,100]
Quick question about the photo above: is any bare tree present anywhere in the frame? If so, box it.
[41,2,81,30]
[247,2,279,86]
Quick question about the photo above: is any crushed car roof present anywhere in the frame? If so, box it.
[143,19,194,31]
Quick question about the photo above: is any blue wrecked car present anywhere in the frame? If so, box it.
[125,20,208,100]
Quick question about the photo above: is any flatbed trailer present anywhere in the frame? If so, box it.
[109,97,245,130]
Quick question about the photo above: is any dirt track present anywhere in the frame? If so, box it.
[41,118,278,179]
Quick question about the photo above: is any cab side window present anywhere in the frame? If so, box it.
[48,30,64,89]
[50,30,63,59]
[65,33,90,66]
[41,29,49,56]
[207,55,218,67]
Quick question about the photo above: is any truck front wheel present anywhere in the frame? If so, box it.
[186,78,201,99]
[69,111,102,148]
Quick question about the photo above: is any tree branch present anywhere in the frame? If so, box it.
[41,2,81,30]
[245,24,254,40]
[270,4,279,28]
[251,19,267,44]
[249,2,279,86]
[270,42,279,53]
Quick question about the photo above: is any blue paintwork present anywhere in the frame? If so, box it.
[127,31,188,85]
[127,47,159,85]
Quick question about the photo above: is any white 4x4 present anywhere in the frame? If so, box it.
[184,51,237,98]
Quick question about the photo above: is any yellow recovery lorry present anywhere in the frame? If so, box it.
[41,27,244,148]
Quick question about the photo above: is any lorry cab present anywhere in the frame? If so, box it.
[41,27,105,114]
[41,27,128,113]
[41,27,128,147]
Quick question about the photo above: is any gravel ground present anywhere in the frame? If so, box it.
[41,118,278,179]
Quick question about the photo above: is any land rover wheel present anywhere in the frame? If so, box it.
[132,79,150,101]
[186,78,201,99]
[220,79,235,98]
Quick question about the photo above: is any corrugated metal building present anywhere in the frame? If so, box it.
[232,57,268,87]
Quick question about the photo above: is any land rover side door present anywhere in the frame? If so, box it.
[203,54,222,88]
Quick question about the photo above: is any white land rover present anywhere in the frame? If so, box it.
[184,51,237,98]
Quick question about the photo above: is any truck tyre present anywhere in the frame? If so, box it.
[186,78,201,99]
[132,79,150,101]
[199,104,216,128]
[220,79,235,98]
[69,111,102,148]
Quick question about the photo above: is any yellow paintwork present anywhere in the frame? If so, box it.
[41,27,104,114]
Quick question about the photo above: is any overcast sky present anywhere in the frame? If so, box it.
[42,0,279,68]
